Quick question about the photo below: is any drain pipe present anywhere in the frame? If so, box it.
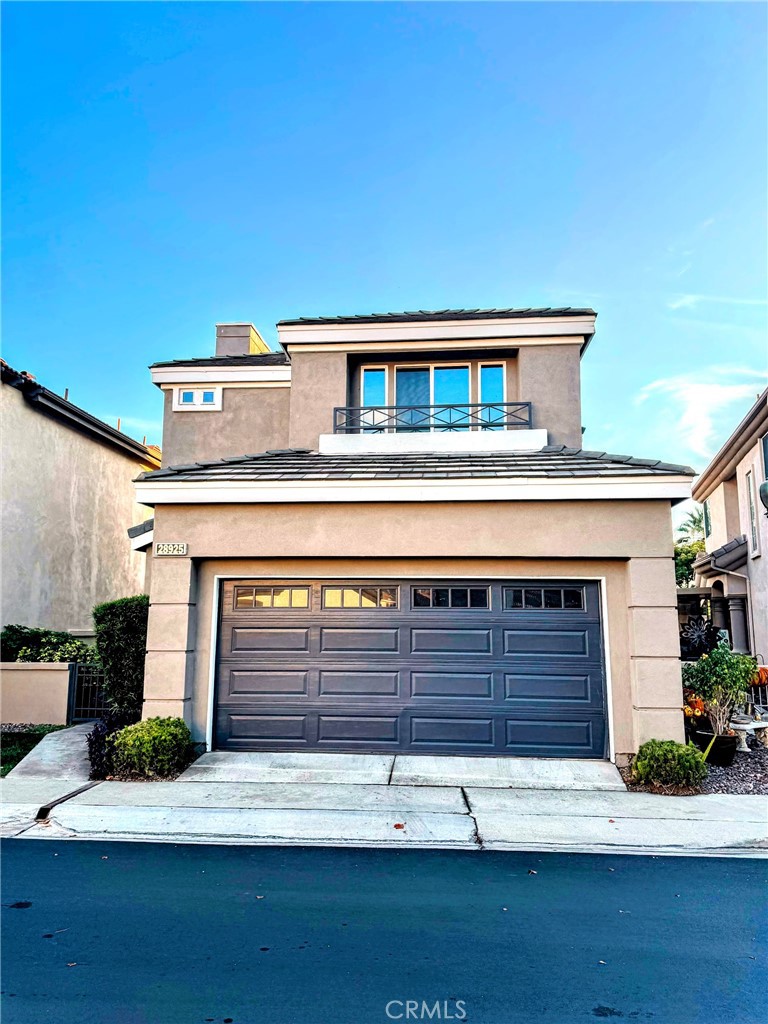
[711,560,757,658]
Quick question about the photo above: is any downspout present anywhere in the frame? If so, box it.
[711,559,757,659]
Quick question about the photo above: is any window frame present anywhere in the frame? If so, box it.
[172,386,223,412]
[746,468,760,556]
[703,499,712,538]
[479,362,507,403]
[360,366,389,407]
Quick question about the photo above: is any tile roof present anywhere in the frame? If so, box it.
[150,353,289,368]
[277,307,596,326]
[137,446,695,483]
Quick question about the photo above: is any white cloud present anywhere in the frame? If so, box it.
[667,293,768,311]
[636,366,767,459]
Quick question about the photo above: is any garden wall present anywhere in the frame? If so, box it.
[0,662,71,724]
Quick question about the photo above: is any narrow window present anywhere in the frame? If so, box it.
[480,364,505,430]
[361,368,386,407]
[746,470,759,553]
[703,500,711,538]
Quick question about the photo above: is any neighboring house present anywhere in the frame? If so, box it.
[135,310,695,765]
[1,361,160,636]
[693,388,768,661]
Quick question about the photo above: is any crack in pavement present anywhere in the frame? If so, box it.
[460,787,484,849]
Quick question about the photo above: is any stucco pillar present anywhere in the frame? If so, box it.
[142,556,197,725]
[626,557,685,751]
[727,596,749,653]
[711,596,729,630]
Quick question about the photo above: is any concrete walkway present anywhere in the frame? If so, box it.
[4,723,91,781]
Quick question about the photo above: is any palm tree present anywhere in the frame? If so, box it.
[678,506,705,542]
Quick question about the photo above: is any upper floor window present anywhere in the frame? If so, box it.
[703,500,711,538]
[746,470,760,555]
[173,386,222,411]
[762,434,768,480]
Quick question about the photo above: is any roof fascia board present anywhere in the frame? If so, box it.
[11,384,160,467]
[135,476,692,507]
[278,316,596,350]
[693,391,768,501]
[284,336,586,357]
[151,365,292,386]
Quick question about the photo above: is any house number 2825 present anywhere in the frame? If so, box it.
[155,542,188,556]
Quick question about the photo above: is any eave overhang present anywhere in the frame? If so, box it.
[134,475,693,508]
[693,389,768,502]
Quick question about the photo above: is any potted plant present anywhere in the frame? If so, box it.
[682,641,757,767]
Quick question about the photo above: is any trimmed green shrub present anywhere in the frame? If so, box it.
[93,595,149,715]
[1,624,96,664]
[86,709,140,780]
[111,717,194,779]
[631,739,708,790]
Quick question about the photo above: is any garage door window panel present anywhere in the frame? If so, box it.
[234,586,310,610]
[412,587,489,609]
[323,586,399,610]
[503,587,584,611]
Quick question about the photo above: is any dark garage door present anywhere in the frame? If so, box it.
[214,579,608,757]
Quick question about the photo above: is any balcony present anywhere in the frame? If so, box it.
[333,402,533,434]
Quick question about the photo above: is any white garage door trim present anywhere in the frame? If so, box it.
[204,573,615,762]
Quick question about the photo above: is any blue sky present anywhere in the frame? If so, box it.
[3,2,766,475]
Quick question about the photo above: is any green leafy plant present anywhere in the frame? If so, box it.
[1,624,97,664]
[17,638,97,663]
[674,540,705,587]
[110,717,194,779]
[631,739,708,790]
[682,641,757,735]
[93,595,149,715]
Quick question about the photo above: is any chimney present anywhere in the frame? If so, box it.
[215,323,270,357]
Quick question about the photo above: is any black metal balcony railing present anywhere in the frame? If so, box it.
[333,402,532,434]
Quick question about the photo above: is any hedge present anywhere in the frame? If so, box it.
[93,595,149,716]
[1,624,96,664]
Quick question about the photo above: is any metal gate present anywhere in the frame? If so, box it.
[68,663,109,723]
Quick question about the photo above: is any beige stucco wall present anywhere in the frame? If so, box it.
[0,662,71,725]
[699,439,767,661]
[288,351,349,449]
[737,440,768,659]
[142,499,684,759]
[160,386,290,466]
[516,344,582,447]
[0,385,152,633]
[704,477,740,551]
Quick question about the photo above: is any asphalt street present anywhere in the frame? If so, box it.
[2,840,765,1024]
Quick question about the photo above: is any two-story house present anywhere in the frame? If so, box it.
[134,308,695,766]
[693,388,768,661]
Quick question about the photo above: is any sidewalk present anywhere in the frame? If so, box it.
[2,776,766,856]
[2,733,765,856]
